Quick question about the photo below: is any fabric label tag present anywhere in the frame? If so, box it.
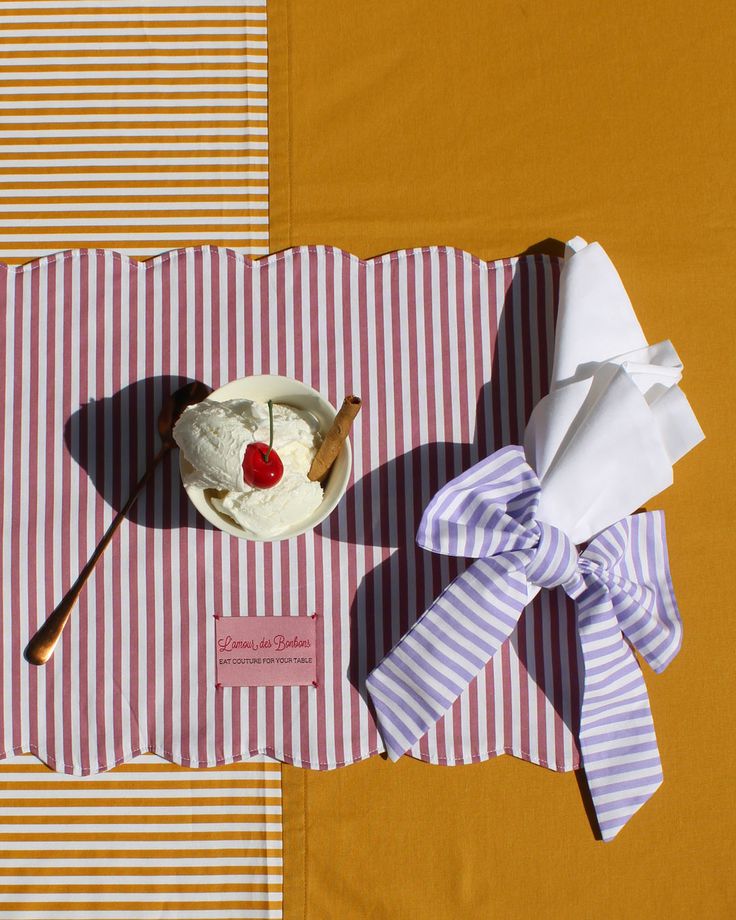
[214,615,318,687]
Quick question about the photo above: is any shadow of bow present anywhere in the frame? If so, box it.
[314,240,584,761]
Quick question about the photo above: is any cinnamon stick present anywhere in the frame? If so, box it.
[308,395,362,482]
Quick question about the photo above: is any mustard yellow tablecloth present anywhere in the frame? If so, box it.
[269,1,736,917]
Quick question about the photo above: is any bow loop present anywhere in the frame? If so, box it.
[416,446,541,560]
[582,513,682,673]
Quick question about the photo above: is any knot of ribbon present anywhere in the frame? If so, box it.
[366,446,682,841]
[525,521,584,596]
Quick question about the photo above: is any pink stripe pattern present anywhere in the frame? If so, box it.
[366,446,681,839]
[0,244,581,774]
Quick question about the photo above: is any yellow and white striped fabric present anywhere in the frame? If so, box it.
[0,2,281,917]
[0,0,268,262]
[0,754,282,919]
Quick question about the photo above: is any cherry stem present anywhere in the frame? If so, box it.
[265,399,274,462]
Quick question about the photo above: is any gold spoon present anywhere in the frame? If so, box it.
[25,380,212,666]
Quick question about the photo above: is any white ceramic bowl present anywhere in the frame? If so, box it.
[179,374,353,541]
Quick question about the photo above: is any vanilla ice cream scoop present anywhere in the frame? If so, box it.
[173,397,324,537]
[173,399,251,492]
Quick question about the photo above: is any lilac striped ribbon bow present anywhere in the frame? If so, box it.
[366,446,682,841]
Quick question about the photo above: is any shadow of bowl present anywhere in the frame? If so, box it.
[64,374,214,531]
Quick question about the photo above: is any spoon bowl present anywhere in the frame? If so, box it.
[159,380,213,445]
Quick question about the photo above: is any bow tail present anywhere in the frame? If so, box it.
[367,556,529,761]
[577,584,664,841]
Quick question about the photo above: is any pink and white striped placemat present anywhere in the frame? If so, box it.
[0,244,581,774]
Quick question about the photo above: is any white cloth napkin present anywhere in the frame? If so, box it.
[523,237,704,544]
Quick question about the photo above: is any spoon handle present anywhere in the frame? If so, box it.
[25,445,171,666]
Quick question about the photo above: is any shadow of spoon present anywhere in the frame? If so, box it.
[25,379,212,666]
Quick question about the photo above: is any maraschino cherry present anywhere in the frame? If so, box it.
[242,399,284,489]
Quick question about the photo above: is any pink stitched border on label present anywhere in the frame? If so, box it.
[214,615,318,688]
